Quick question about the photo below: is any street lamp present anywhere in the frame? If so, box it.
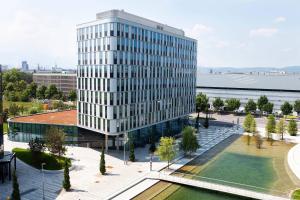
[123,132,128,165]
[41,162,46,200]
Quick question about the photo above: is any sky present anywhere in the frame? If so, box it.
[0,0,299,69]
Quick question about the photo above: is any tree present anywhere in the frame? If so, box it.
[263,102,274,114]
[195,93,209,125]
[225,98,240,112]
[257,95,269,111]
[100,148,106,175]
[250,117,257,134]
[68,90,77,101]
[203,113,209,128]
[294,100,300,114]
[276,118,286,140]
[287,120,298,136]
[157,137,176,169]
[212,97,224,112]
[8,103,19,117]
[254,134,263,149]
[181,126,199,155]
[63,159,71,191]
[245,99,256,113]
[44,127,66,156]
[281,102,293,115]
[19,89,30,102]
[27,82,37,98]
[36,85,47,99]
[11,170,20,200]
[243,114,254,133]
[129,142,135,162]
[45,84,58,99]
[265,115,276,139]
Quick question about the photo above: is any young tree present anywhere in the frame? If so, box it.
[212,97,224,112]
[245,99,257,113]
[225,98,240,112]
[181,126,199,155]
[68,90,77,101]
[294,100,300,114]
[36,85,47,99]
[250,118,257,134]
[265,114,276,139]
[28,137,45,166]
[287,119,298,136]
[243,114,254,133]
[195,93,209,125]
[129,142,135,162]
[257,95,269,112]
[63,159,71,191]
[281,102,293,115]
[203,113,209,128]
[8,103,19,117]
[44,127,66,156]
[11,170,20,200]
[254,134,263,149]
[100,148,106,175]
[157,137,176,169]
[263,102,274,114]
[276,118,286,140]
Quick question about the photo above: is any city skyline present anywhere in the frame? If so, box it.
[1,0,300,68]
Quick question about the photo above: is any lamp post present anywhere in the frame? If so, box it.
[123,132,127,165]
[41,163,46,200]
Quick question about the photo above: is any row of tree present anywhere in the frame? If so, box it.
[197,93,300,115]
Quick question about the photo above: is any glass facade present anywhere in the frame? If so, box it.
[77,11,197,137]
[8,122,78,143]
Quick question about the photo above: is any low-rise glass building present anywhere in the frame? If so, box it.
[8,110,78,143]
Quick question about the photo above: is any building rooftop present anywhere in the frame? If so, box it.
[9,110,77,126]
[197,73,300,91]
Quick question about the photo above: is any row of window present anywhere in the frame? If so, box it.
[77,22,196,51]
[78,65,195,79]
[78,51,195,68]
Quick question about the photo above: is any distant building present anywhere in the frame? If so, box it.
[21,61,29,71]
[33,72,77,95]
[197,73,300,112]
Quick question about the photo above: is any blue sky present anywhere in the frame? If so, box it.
[1,0,299,68]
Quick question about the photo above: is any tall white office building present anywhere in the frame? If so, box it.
[77,10,197,149]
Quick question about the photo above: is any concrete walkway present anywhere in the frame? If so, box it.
[1,135,63,200]
[288,143,300,180]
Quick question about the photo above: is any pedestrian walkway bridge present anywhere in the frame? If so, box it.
[147,172,289,200]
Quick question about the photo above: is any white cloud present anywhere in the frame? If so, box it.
[185,23,213,39]
[274,16,286,23]
[215,40,230,48]
[249,28,278,37]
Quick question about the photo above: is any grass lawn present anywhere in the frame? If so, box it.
[197,152,276,190]
[12,148,70,170]
[293,189,300,200]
